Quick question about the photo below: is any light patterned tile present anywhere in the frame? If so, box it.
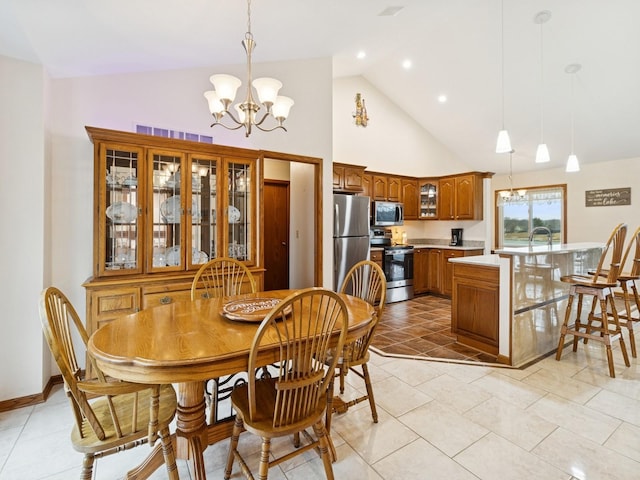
[285,442,382,480]
[464,396,557,451]
[527,393,621,444]
[379,357,443,386]
[521,367,602,404]
[331,407,418,464]
[373,438,479,480]
[398,400,488,457]
[455,432,570,480]
[603,422,640,462]
[416,373,491,413]
[533,427,640,479]
[368,376,432,417]
[472,371,547,408]
[585,389,640,427]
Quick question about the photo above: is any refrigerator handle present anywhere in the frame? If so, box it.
[334,203,339,235]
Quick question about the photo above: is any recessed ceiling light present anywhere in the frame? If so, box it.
[357,51,366,60]
[402,59,412,69]
[438,94,447,103]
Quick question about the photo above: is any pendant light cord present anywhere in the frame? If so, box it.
[570,72,575,154]
[500,0,505,130]
[539,20,544,142]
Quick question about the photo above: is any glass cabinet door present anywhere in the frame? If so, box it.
[188,155,220,268]
[225,158,255,265]
[419,181,438,219]
[101,145,143,275]
[149,151,186,272]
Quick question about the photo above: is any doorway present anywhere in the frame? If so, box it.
[264,180,290,290]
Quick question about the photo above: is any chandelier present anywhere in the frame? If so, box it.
[203,0,294,137]
[498,151,527,205]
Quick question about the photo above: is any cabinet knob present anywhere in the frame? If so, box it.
[160,296,172,304]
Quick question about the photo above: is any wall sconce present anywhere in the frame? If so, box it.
[353,93,369,127]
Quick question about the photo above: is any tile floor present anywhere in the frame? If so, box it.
[2,298,640,479]
[371,295,499,364]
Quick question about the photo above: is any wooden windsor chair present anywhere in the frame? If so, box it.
[39,287,179,480]
[224,288,348,480]
[555,223,631,377]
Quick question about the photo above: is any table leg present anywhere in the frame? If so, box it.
[175,381,208,480]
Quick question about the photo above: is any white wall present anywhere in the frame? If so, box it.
[332,76,468,176]
[0,56,47,400]
[491,157,640,248]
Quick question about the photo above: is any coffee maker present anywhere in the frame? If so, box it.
[450,228,463,246]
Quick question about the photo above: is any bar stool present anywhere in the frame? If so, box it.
[586,226,640,357]
[555,223,630,378]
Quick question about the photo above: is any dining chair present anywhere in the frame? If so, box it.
[224,288,348,480]
[326,260,386,432]
[191,256,257,300]
[586,225,640,357]
[39,287,179,480]
[556,223,631,377]
[191,256,257,425]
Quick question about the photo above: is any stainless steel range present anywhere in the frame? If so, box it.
[383,244,414,303]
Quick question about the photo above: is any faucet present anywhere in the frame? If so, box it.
[529,226,552,247]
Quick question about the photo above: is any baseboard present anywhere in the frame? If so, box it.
[0,375,63,413]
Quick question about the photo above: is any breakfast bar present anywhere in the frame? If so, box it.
[450,243,604,367]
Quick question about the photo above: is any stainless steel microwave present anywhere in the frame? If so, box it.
[372,201,404,226]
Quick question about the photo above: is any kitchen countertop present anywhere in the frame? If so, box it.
[371,244,485,251]
[493,242,604,255]
[448,254,502,266]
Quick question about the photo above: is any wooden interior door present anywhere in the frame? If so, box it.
[264,180,290,290]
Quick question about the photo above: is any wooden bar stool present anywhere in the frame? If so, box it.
[555,223,631,377]
[587,226,640,357]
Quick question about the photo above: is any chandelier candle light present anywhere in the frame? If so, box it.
[496,0,512,154]
[534,10,551,163]
[204,0,294,137]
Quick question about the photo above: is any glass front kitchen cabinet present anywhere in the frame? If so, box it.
[88,127,258,278]
[419,179,438,219]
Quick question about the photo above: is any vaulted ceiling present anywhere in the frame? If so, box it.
[2,0,639,175]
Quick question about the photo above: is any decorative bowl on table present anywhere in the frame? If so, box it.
[220,297,291,322]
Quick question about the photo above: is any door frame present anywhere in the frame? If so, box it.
[259,150,323,287]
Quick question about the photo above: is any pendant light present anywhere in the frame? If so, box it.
[495,0,512,153]
[534,11,551,163]
[565,64,581,172]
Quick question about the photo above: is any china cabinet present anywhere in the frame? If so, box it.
[84,127,263,375]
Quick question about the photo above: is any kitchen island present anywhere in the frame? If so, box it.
[449,243,604,367]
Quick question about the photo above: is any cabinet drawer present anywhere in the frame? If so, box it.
[90,287,141,322]
[142,283,193,308]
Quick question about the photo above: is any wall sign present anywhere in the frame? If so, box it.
[585,187,631,207]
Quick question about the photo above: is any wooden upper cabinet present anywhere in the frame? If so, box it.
[418,179,438,220]
[372,175,388,201]
[401,178,419,220]
[333,163,365,193]
[361,173,373,199]
[438,173,486,220]
[386,176,401,202]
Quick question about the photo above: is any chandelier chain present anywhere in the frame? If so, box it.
[246,0,252,36]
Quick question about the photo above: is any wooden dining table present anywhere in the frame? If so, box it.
[88,288,375,480]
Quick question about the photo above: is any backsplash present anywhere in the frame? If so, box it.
[409,238,485,248]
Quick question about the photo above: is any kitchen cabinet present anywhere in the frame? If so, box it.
[427,249,442,293]
[413,248,430,294]
[418,180,438,219]
[438,173,486,220]
[371,249,383,270]
[451,262,499,355]
[371,174,388,201]
[387,176,401,202]
[333,163,365,193]
[361,173,373,199]
[83,127,264,375]
[442,250,465,297]
[401,178,419,220]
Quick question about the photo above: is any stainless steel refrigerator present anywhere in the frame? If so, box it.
[333,194,371,290]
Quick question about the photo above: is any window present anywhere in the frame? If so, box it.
[495,184,567,248]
